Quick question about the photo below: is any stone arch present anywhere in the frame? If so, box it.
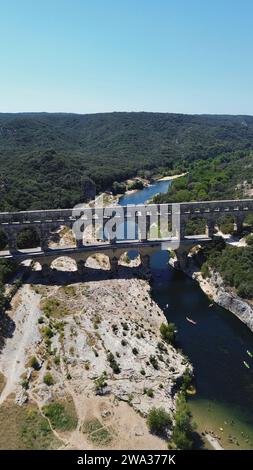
[49,224,76,250]
[184,217,208,237]
[16,226,40,252]
[244,213,253,229]
[215,214,238,235]
[85,253,110,270]
[82,221,104,245]
[50,255,78,272]
[119,249,140,266]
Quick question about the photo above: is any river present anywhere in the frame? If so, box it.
[120,179,253,450]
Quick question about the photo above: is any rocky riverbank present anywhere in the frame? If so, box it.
[170,254,253,334]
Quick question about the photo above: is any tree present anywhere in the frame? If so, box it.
[172,394,195,450]
[112,181,126,195]
[147,407,172,436]
[160,322,176,345]
[127,180,144,191]
[17,228,40,249]
[0,282,5,309]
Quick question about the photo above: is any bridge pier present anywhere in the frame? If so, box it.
[6,230,18,254]
[109,256,119,273]
[235,215,244,234]
[77,260,86,275]
[76,238,84,249]
[179,220,186,240]
[175,248,189,270]
[41,236,49,252]
[205,220,215,238]
[140,253,150,271]
[41,263,51,278]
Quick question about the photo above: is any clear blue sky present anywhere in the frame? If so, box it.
[1,0,253,115]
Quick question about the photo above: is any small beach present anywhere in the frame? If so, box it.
[157,172,188,181]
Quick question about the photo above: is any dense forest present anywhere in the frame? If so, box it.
[153,150,253,204]
[0,112,253,210]
[200,240,253,300]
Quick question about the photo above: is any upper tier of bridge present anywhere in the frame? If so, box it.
[0,199,252,259]
[0,199,253,225]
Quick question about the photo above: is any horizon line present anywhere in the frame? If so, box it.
[0,110,253,118]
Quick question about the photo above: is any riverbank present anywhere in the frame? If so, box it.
[157,173,188,181]
[194,270,253,334]
[105,172,186,206]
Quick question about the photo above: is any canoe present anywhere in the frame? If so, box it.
[186,317,197,325]
[243,361,250,369]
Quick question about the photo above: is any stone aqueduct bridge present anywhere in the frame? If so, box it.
[0,199,252,274]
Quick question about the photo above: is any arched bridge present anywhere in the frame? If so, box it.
[0,198,252,274]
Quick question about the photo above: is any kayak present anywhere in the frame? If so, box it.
[186,317,197,325]
[243,361,250,369]
[247,350,253,358]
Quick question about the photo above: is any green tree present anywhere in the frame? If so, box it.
[172,394,195,450]
[160,322,176,345]
[147,407,172,436]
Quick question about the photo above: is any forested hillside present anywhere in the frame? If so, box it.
[154,150,253,203]
[0,112,253,210]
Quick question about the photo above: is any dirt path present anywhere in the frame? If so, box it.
[0,284,41,404]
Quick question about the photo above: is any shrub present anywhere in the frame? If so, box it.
[94,372,107,392]
[107,352,121,374]
[144,388,154,398]
[43,400,77,431]
[112,324,118,334]
[201,262,210,278]
[21,378,29,390]
[54,355,60,365]
[180,368,193,393]
[147,407,172,435]
[149,355,159,370]
[43,373,54,386]
[157,341,167,352]
[29,356,40,370]
[245,234,253,246]
[42,326,54,338]
[121,322,129,331]
[160,323,176,345]
[41,298,69,318]
[127,180,144,191]
[132,347,139,356]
